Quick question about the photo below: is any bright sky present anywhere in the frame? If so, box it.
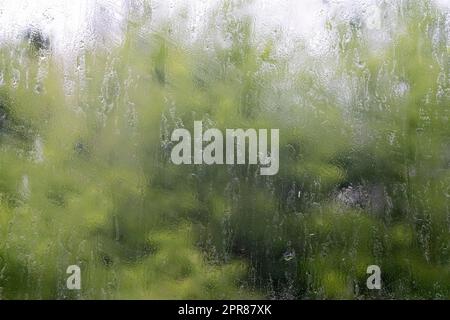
[0,0,448,55]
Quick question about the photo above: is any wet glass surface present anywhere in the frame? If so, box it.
[0,0,449,299]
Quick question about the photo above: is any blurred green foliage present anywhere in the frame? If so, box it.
[0,0,449,299]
